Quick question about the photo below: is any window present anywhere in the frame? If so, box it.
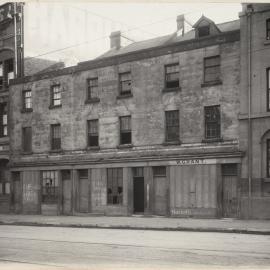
[267,139,270,177]
[165,63,179,89]
[267,68,270,111]
[41,171,59,203]
[51,124,61,150]
[0,171,10,196]
[0,62,3,90]
[86,78,98,100]
[78,169,88,179]
[22,127,32,152]
[119,72,132,96]
[153,166,166,177]
[51,85,61,107]
[0,103,7,137]
[165,110,179,142]
[204,56,220,83]
[22,90,32,110]
[120,116,131,145]
[0,58,14,90]
[266,19,270,40]
[87,119,99,147]
[198,25,210,37]
[107,168,123,205]
[204,105,221,139]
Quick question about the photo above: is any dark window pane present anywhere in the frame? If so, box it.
[133,167,144,177]
[222,164,238,176]
[267,19,270,39]
[51,124,61,150]
[165,64,179,89]
[88,120,99,147]
[0,103,7,137]
[165,110,179,142]
[78,169,88,179]
[120,116,131,144]
[119,72,132,95]
[204,56,220,83]
[87,78,98,99]
[204,105,221,139]
[198,25,210,37]
[22,127,32,152]
[267,140,270,177]
[42,170,58,203]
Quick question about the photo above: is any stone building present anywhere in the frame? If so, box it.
[9,15,242,218]
[239,3,270,219]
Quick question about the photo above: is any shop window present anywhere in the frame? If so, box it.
[119,72,132,96]
[204,105,221,140]
[267,139,270,177]
[153,166,166,177]
[133,167,144,178]
[87,119,99,147]
[0,103,7,137]
[165,63,179,89]
[198,25,210,37]
[22,127,32,153]
[107,168,123,205]
[50,84,61,107]
[120,116,131,145]
[22,90,32,111]
[86,78,99,100]
[204,56,220,83]
[165,110,179,142]
[51,124,61,150]
[41,171,59,203]
[267,68,270,111]
[266,19,270,40]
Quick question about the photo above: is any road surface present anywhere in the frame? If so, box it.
[0,225,269,269]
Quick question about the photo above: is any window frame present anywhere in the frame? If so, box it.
[107,168,123,205]
[87,119,99,148]
[22,126,32,153]
[41,170,59,204]
[164,63,180,89]
[0,103,7,138]
[266,18,270,40]
[50,84,62,108]
[267,139,270,178]
[51,124,61,151]
[267,68,270,112]
[22,89,33,112]
[165,110,180,143]
[119,115,132,145]
[119,72,132,96]
[203,55,221,84]
[86,77,99,102]
[204,105,221,140]
[198,25,210,37]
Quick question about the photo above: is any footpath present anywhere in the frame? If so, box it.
[0,214,269,235]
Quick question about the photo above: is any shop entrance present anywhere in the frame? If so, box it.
[133,168,144,213]
[222,164,238,218]
[61,170,72,215]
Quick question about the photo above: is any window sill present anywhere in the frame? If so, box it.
[116,93,133,99]
[21,108,33,113]
[85,98,100,104]
[163,140,181,146]
[264,39,270,46]
[86,146,100,151]
[49,104,62,109]
[201,80,222,88]
[202,138,223,143]
[162,87,181,93]
[49,149,63,153]
[117,144,133,149]
[21,151,33,155]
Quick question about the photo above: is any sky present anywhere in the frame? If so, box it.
[22,2,242,66]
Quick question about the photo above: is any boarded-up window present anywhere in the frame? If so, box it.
[88,119,99,147]
[107,168,123,205]
[0,103,7,137]
[51,124,61,150]
[120,116,131,145]
[51,85,61,106]
[87,78,98,100]
[165,63,179,88]
[267,19,270,40]
[267,139,270,177]
[22,127,32,152]
[204,105,221,139]
[119,72,131,96]
[153,166,166,177]
[204,56,220,83]
[42,171,59,203]
[165,110,179,142]
[23,90,32,110]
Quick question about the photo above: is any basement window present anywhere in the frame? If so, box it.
[120,116,131,145]
[107,168,123,205]
[165,63,179,89]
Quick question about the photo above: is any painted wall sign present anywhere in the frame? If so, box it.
[169,158,217,166]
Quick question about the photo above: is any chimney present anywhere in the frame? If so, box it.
[110,31,121,50]
[176,15,185,36]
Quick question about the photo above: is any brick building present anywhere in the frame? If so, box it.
[9,15,242,217]
[239,3,270,219]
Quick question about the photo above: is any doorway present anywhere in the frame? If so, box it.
[77,169,89,213]
[61,170,72,215]
[12,172,21,214]
[133,167,144,213]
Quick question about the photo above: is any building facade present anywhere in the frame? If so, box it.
[239,3,270,219]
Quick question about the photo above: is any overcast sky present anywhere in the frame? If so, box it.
[23,2,242,66]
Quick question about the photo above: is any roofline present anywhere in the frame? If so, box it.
[11,29,240,85]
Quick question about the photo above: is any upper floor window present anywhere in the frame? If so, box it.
[22,127,32,153]
[87,119,99,147]
[0,103,7,137]
[267,68,270,111]
[204,105,221,140]
[165,63,179,89]
[107,168,123,205]
[198,25,210,37]
[22,90,32,111]
[86,78,99,101]
[50,84,61,107]
[165,110,179,142]
[119,72,132,96]
[120,116,131,145]
[267,139,270,177]
[51,124,61,150]
[204,56,221,83]
[266,19,270,40]
[0,58,14,90]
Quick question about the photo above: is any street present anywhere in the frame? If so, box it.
[0,225,269,269]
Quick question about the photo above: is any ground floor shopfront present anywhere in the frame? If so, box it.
[9,154,243,218]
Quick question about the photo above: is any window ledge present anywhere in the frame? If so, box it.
[21,151,33,155]
[117,93,133,99]
[49,104,62,109]
[49,149,63,154]
[85,98,100,104]
[86,146,100,151]
[163,140,181,146]
[201,80,222,88]
[162,87,181,93]
[264,39,270,46]
[117,143,133,149]
[202,138,223,143]
[21,108,33,113]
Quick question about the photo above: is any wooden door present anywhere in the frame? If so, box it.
[223,175,238,218]
[13,175,21,214]
[154,176,167,216]
[133,177,144,213]
[78,177,89,213]
[62,179,72,215]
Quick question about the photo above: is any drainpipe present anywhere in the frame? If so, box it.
[13,2,18,78]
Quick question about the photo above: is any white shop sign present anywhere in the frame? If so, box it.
[169,158,217,166]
